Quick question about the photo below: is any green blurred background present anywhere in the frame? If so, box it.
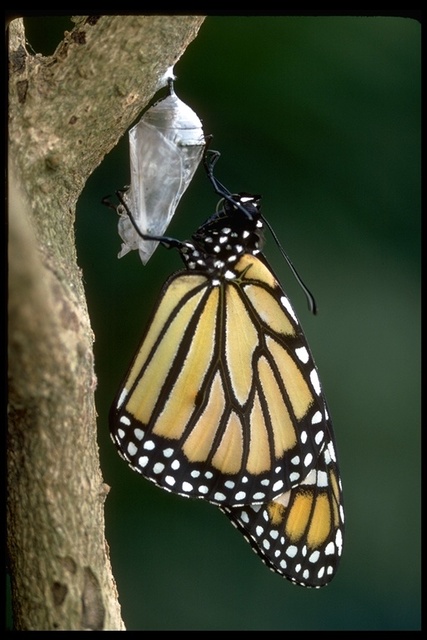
[23,16,420,630]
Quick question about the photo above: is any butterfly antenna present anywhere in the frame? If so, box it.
[262,215,317,315]
[203,149,232,198]
[204,149,254,221]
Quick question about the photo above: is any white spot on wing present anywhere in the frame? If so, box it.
[127,442,137,456]
[317,470,328,487]
[281,296,298,323]
[315,430,324,444]
[325,541,335,555]
[295,346,309,363]
[311,410,322,424]
[253,492,266,501]
[117,388,128,409]
[272,479,284,492]
[310,369,321,395]
[304,452,313,467]
[302,469,317,485]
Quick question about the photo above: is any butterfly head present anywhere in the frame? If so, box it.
[181,192,265,277]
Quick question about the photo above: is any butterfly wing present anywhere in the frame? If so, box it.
[110,253,330,507]
[220,413,344,587]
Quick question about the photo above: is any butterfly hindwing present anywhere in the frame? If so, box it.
[220,414,344,587]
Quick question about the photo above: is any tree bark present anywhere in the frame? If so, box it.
[8,15,205,630]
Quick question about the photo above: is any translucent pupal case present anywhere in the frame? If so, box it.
[118,85,206,264]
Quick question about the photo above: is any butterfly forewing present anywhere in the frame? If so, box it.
[110,252,329,507]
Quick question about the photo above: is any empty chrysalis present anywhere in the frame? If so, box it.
[117,80,206,264]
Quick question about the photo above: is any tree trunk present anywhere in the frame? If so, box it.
[7,15,205,630]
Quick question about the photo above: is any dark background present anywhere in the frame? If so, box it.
[21,16,420,630]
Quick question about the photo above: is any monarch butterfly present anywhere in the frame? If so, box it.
[110,150,344,586]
